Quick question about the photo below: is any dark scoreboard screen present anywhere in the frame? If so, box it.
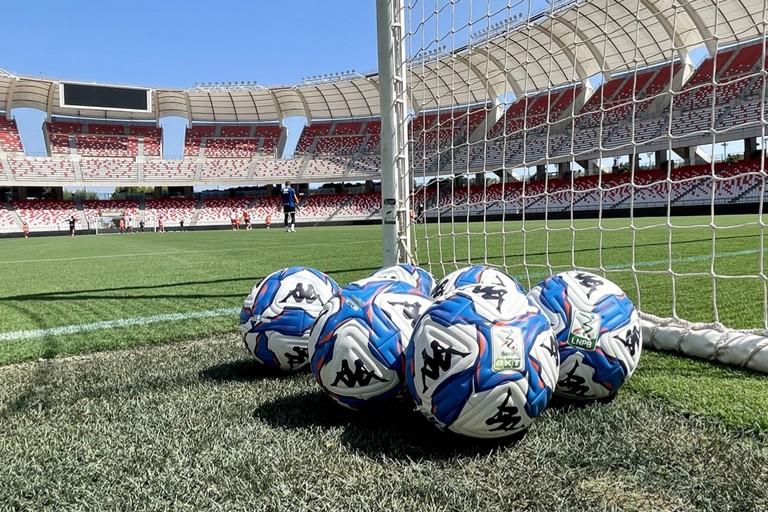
[60,83,152,112]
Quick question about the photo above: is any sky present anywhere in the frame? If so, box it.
[2,0,734,187]
[2,0,379,159]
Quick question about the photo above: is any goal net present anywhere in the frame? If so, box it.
[377,0,768,372]
[93,212,155,234]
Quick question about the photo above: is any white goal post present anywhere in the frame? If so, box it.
[376,0,768,373]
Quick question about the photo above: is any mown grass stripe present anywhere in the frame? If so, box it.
[2,239,375,264]
[0,307,239,343]
[515,248,761,279]
[1,248,762,344]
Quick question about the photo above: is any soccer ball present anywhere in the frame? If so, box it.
[432,265,525,299]
[308,279,433,409]
[239,267,340,371]
[361,263,436,296]
[406,284,559,439]
[527,271,642,401]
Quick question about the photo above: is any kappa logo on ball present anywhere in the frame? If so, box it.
[280,283,319,304]
[388,300,425,327]
[567,310,601,350]
[491,326,525,372]
[573,272,604,299]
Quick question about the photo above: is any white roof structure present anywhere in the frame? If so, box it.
[0,0,763,123]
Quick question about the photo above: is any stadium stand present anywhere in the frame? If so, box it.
[143,160,197,181]
[296,193,350,222]
[6,39,768,228]
[11,199,80,231]
[0,118,24,153]
[144,198,196,225]
[334,191,381,220]
[200,159,252,180]
[183,123,282,159]
[80,158,139,182]
[45,121,147,158]
[248,195,283,221]
[81,199,140,221]
[196,197,253,226]
[0,206,19,233]
[253,159,304,181]
[8,157,76,181]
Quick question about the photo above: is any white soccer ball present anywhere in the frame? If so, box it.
[432,265,525,299]
[527,271,642,400]
[361,263,436,296]
[407,284,559,439]
[309,279,433,409]
[239,267,339,371]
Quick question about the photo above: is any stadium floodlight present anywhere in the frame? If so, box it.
[376,0,768,373]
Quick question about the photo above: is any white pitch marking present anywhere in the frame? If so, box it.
[0,248,762,343]
[0,307,240,343]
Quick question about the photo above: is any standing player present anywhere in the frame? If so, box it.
[22,221,29,239]
[281,181,298,232]
[68,215,77,237]
[265,213,272,229]
[243,209,252,230]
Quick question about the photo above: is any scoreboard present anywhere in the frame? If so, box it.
[59,82,153,113]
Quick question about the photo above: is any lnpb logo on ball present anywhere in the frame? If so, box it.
[490,326,525,372]
[567,310,601,350]
[344,294,365,311]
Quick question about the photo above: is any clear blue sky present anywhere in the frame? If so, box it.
[3,0,378,158]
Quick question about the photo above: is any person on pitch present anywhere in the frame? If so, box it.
[281,180,298,232]
[243,209,252,230]
[68,215,77,237]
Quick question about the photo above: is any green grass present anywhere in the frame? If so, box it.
[0,218,767,510]
[0,226,384,364]
[0,337,765,511]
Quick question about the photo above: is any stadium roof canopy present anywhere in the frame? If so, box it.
[0,0,763,123]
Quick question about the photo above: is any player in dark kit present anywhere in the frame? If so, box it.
[68,215,77,236]
[281,180,298,232]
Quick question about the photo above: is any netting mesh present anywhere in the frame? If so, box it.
[389,0,768,371]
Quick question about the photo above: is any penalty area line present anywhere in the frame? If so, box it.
[0,307,240,343]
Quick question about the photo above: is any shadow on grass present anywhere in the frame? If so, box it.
[254,391,526,460]
[545,393,617,412]
[199,358,289,382]
[0,276,262,302]
[0,265,381,303]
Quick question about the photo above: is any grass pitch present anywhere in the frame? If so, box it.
[0,217,766,510]
[0,337,765,511]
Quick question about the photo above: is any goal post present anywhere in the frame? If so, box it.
[376,0,412,267]
[377,0,768,373]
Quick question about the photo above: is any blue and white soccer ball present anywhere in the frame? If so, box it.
[432,265,525,299]
[361,263,436,296]
[239,267,340,372]
[527,271,642,401]
[406,284,559,439]
[308,279,433,410]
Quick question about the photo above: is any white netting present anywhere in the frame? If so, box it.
[381,0,768,372]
